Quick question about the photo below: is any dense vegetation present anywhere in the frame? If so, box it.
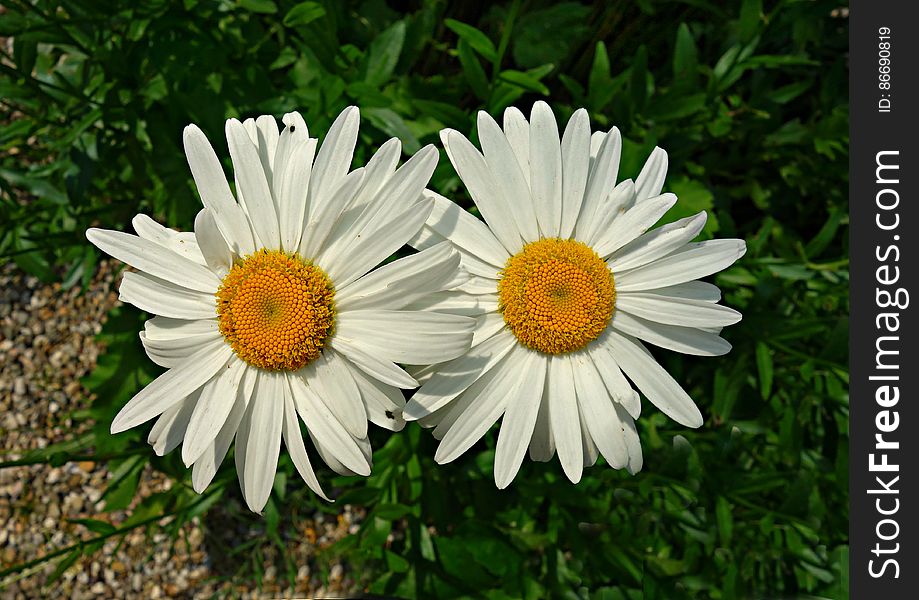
[0,0,849,597]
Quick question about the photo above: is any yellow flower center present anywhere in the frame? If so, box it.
[498,238,615,354]
[217,250,335,371]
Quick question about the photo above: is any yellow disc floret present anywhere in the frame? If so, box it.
[498,238,615,355]
[217,249,335,371]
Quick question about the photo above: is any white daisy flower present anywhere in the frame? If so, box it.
[404,101,746,488]
[87,107,475,512]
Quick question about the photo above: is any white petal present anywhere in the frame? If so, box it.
[408,190,507,278]
[131,215,207,266]
[614,402,644,474]
[239,372,285,513]
[329,336,418,389]
[636,280,722,302]
[140,329,223,368]
[300,168,365,260]
[143,317,218,341]
[593,193,677,258]
[559,108,590,238]
[304,351,367,439]
[604,330,703,427]
[87,229,220,293]
[254,115,280,184]
[528,101,563,237]
[278,138,317,252]
[194,209,232,277]
[289,373,371,475]
[502,106,530,182]
[607,212,706,272]
[494,350,546,488]
[612,310,732,356]
[528,387,555,462]
[183,125,256,255]
[635,147,668,202]
[403,330,517,419]
[336,242,460,312]
[580,409,599,467]
[587,341,640,419]
[477,111,539,241]
[148,393,198,456]
[323,199,433,288]
[349,368,407,432]
[282,381,329,501]
[616,293,741,328]
[442,129,523,253]
[614,239,747,292]
[547,356,582,483]
[182,358,247,465]
[335,310,474,365]
[576,127,621,240]
[226,119,281,250]
[471,312,506,347]
[404,290,498,317]
[308,106,359,212]
[571,354,627,469]
[119,272,216,320]
[193,369,252,493]
[111,340,232,433]
[434,346,525,464]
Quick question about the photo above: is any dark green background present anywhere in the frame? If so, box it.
[0,0,849,598]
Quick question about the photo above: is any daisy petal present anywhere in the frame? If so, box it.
[119,272,216,320]
[528,387,555,462]
[559,108,590,238]
[607,212,706,272]
[635,147,668,202]
[182,358,247,466]
[194,209,232,276]
[614,402,643,474]
[305,351,367,439]
[548,356,583,483]
[442,128,523,253]
[502,106,530,180]
[308,106,360,211]
[87,229,221,293]
[593,193,677,257]
[192,373,251,493]
[615,292,742,328]
[587,341,640,419]
[239,372,285,513]
[148,393,198,456]
[529,101,563,237]
[140,329,223,368]
[576,127,621,239]
[289,374,370,476]
[334,310,474,365]
[572,354,628,469]
[277,138,317,252]
[282,382,329,501]
[612,310,732,356]
[478,111,539,240]
[605,330,703,427]
[132,215,207,266]
[639,280,722,302]
[614,239,747,292]
[435,346,525,464]
[403,330,516,420]
[494,350,546,488]
[183,125,256,255]
[111,340,232,434]
[226,119,281,250]
[143,316,218,341]
[329,337,418,389]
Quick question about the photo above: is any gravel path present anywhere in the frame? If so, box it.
[0,261,362,598]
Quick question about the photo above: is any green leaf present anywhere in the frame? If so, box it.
[238,0,277,14]
[385,550,411,573]
[498,69,550,95]
[364,21,406,86]
[715,496,733,546]
[588,41,615,111]
[755,342,773,399]
[512,3,591,69]
[456,39,490,100]
[444,19,497,62]
[738,0,763,42]
[283,2,325,27]
[629,45,648,111]
[363,107,421,154]
[673,23,699,91]
[69,518,116,535]
[46,548,83,585]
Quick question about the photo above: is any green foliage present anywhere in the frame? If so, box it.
[0,0,848,598]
